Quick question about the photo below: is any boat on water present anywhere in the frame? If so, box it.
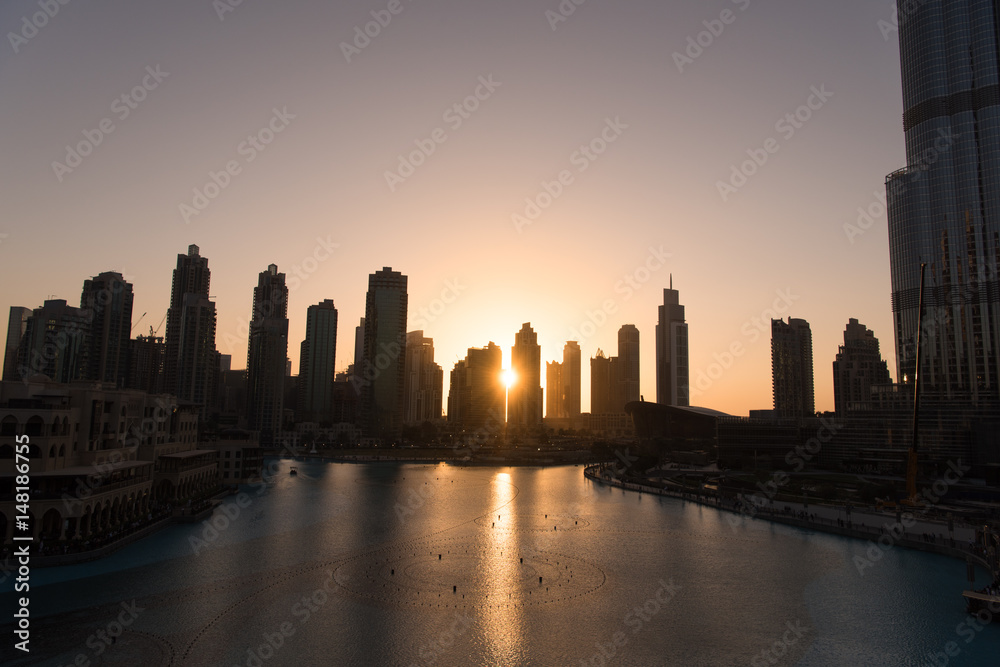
[962,588,1000,616]
[289,467,297,476]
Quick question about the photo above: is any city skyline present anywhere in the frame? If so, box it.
[0,1,910,417]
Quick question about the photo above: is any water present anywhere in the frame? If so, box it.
[3,461,998,666]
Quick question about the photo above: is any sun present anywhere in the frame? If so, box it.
[501,368,516,389]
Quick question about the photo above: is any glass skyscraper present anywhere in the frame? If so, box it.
[886,0,1000,402]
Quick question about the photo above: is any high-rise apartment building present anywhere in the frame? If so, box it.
[772,317,814,418]
[563,340,581,418]
[590,349,612,415]
[617,324,640,407]
[297,299,338,424]
[2,307,31,381]
[80,271,134,387]
[16,300,91,383]
[885,1,1000,402]
[361,268,407,442]
[508,323,542,428]
[833,319,891,415]
[164,245,218,415]
[448,342,503,430]
[246,264,288,444]
[656,281,689,406]
[404,330,443,425]
[546,360,564,419]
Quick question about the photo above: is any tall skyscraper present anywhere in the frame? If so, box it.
[246,264,289,444]
[617,324,640,407]
[2,307,31,381]
[545,360,564,419]
[563,340,581,418]
[404,330,443,425]
[590,349,612,415]
[164,245,218,414]
[361,267,408,442]
[772,317,814,418]
[509,323,542,428]
[886,1,1000,402]
[833,318,891,415]
[16,300,91,383]
[80,271,134,386]
[297,299,338,424]
[447,342,503,430]
[656,280,689,406]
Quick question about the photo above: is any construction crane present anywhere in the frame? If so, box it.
[152,310,167,337]
[130,311,147,333]
[904,263,927,506]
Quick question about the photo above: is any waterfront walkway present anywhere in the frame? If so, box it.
[583,464,994,571]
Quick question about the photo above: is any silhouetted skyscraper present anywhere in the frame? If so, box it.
[833,319,891,415]
[618,324,640,407]
[509,323,542,428]
[297,299,338,424]
[246,264,288,444]
[3,307,31,381]
[563,340,581,418]
[81,271,133,387]
[448,342,503,430]
[772,317,814,417]
[404,330,443,425]
[546,360,564,419]
[591,349,612,415]
[16,300,90,383]
[361,267,407,442]
[656,280,689,406]
[885,1,1000,402]
[164,245,217,414]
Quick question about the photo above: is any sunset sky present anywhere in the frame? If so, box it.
[0,0,906,416]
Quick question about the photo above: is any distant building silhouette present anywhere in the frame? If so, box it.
[164,245,218,418]
[2,307,31,381]
[546,360,564,419]
[16,300,90,383]
[360,267,407,443]
[833,319,891,416]
[246,264,288,445]
[297,299,338,424]
[509,323,542,428]
[590,349,612,415]
[617,324,640,409]
[656,280,688,406]
[127,335,165,394]
[563,341,581,418]
[772,317,814,417]
[80,271,133,387]
[448,342,503,430]
[404,330,443,425]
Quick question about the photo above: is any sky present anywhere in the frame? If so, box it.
[0,0,907,417]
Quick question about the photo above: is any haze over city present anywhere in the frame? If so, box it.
[1,0,908,416]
